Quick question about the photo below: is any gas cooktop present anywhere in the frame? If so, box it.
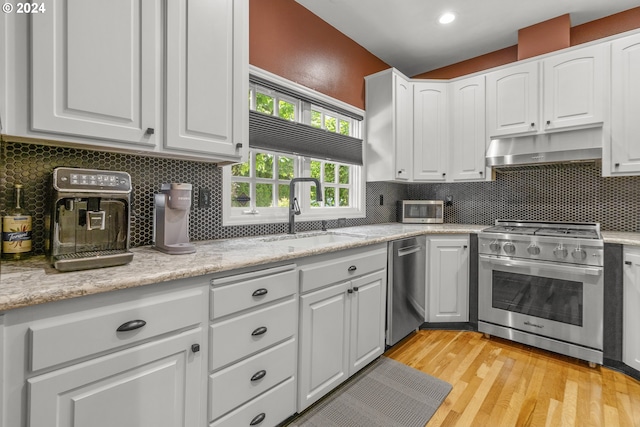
[482,220,601,240]
[478,220,603,266]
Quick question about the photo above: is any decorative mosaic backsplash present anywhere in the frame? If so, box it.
[2,140,639,255]
[0,141,404,254]
[407,163,640,232]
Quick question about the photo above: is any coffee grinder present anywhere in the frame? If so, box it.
[47,167,134,271]
[153,183,196,254]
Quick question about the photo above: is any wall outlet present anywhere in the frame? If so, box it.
[198,188,211,208]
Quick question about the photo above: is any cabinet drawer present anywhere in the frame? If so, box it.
[30,287,204,371]
[300,247,387,293]
[209,338,296,421]
[211,265,297,319]
[209,376,296,427]
[210,296,297,370]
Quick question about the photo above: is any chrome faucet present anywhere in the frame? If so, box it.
[288,178,323,234]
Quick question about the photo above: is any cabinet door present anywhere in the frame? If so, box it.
[413,82,448,181]
[624,249,640,372]
[28,328,203,427]
[610,33,640,175]
[428,237,469,323]
[394,73,413,180]
[543,44,607,132]
[450,75,487,181]
[349,270,386,374]
[31,0,158,146]
[298,282,351,411]
[165,0,247,159]
[486,61,538,138]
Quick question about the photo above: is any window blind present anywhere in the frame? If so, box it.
[249,111,363,165]
[249,74,364,165]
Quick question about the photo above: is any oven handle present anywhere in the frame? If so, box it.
[479,254,603,276]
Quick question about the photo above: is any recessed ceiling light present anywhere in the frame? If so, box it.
[439,12,456,24]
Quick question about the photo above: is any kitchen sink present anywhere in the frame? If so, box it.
[263,232,366,249]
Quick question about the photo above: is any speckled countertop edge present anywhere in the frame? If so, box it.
[1,223,639,312]
[0,223,484,312]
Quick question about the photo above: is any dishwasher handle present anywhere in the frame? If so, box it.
[397,244,423,257]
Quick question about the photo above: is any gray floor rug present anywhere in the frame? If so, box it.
[288,356,452,427]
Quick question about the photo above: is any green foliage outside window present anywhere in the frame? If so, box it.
[279,100,295,121]
[256,93,274,115]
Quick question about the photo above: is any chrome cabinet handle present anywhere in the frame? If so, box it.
[116,319,146,332]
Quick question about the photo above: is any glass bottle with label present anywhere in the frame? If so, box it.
[2,184,33,260]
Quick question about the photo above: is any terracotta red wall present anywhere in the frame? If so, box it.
[414,6,640,79]
[249,0,389,110]
[518,14,570,60]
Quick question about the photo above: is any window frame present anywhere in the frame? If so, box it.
[223,66,366,227]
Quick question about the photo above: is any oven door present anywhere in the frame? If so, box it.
[479,254,603,350]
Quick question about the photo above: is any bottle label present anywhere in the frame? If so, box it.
[2,216,32,254]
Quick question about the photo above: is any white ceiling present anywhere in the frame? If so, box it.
[295,0,640,76]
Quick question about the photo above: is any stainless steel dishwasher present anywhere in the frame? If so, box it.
[386,235,426,346]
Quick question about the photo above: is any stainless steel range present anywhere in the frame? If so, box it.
[478,220,604,365]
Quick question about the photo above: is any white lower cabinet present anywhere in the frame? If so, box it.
[297,245,387,412]
[28,328,202,427]
[208,264,298,427]
[623,247,640,372]
[1,277,209,427]
[427,235,470,323]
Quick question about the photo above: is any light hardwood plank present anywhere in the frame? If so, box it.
[385,330,640,427]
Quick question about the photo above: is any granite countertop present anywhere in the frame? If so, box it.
[0,223,485,312]
[2,223,639,313]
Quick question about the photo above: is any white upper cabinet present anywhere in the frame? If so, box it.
[607,32,640,176]
[542,43,607,131]
[450,75,488,181]
[486,44,608,139]
[365,69,413,181]
[413,82,448,181]
[12,0,248,164]
[165,0,247,159]
[31,0,159,147]
[486,61,539,138]
[395,74,414,180]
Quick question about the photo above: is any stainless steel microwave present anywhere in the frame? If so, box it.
[397,200,443,223]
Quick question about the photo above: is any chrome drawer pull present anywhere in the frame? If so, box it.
[252,288,268,297]
[250,370,267,382]
[116,319,146,332]
[250,413,266,425]
[251,326,268,336]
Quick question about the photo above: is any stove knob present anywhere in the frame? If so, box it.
[503,242,516,255]
[489,240,501,252]
[553,245,568,259]
[527,244,541,255]
[572,247,587,261]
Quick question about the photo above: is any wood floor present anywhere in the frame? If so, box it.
[384,330,640,427]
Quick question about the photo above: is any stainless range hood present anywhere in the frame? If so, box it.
[485,128,603,168]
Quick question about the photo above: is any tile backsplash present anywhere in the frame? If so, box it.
[2,140,639,255]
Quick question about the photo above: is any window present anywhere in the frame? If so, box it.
[224,150,363,225]
[223,67,365,226]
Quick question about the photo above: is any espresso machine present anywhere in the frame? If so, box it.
[153,183,196,254]
[47,167,134,271]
